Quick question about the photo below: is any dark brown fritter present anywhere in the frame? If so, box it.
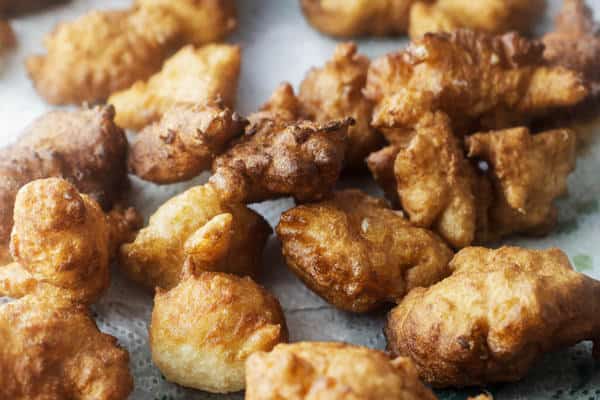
[365,30,588,134]
[0,106,128,260]
[299,42,383,169]
[0,19,15,52]
[0,0,67,16]
[276,190,453,313]
[128,102,246,184]
[386,246,600,388]
[210,84,352,203]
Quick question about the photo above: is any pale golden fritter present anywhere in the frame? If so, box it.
[210,84,352,203]
[150,270,287,393]
[0,294,133,400]
[386,246,600,387]
[109,44,241,131]
[26,7,180,105]
[246,342,437,400]
[466,127,576,239]
[135,0,237,45]
[300,0,415,37]
[365,30,588,134]
[543,0,600,90]
[120,183,272,291]
[128,102,246,184]
[369,112,480,248]
[409,0,546,38]
[0,106,128,263]
[276,190,453,312]
[299,42,383,169]
[0,19,15,53]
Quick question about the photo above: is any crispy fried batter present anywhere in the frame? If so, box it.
[0,106,128,263]
[388,113,480,248]
[386,246,600,387]
[365,30,588,134]
[210,84,352,203]
[300,43,383,169]
[120,183,272,291]
[0,294,133,399]
[300,0,415,38]
[467,127,576,239]
[0,20,15,53]
[543,0,600,90]
[128,102,246,184]
[135,0,237,45]
[367,144,402,207]
[409,0,546,38]
[26,7,181,105]
[151,270,287,393]
[109,44,241,131]
[276,190,453,312]
[2,179,110,304]
[246,342,437,400]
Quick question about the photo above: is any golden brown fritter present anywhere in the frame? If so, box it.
[466,127,576,239]
[409,0,546,39]
[150,270,287,393]
[246,342,438,400]
[210,84,352,203]
[26,7,181,105]
[543,0,600,90]
[0,19,15,53]
[135,0,237,45]
[299,42,383,169]
[128,102,246,184]
[386,246,600,387]
[369,112,480,248]
[0,106,128,263]
[109,44,241,131]
[276,190,453,312]
[365,30,588,134]
[366,144,402,207]
[2,178,110,305]
[0,294,133,400]
[120,183,272,291]
[300,0,416,37]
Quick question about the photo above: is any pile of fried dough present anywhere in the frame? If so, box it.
[1,0,600,399]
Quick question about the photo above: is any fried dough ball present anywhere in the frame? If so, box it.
[364,30,588,134]
[369,112,481,249]
[0,105,128,262]
[0,179,141,303]
[128,102,246,184]
[135,0,237,45]
[276,190,453,312]
[300,0,415,38]
[120,183,272,291]
[409,0,546,39]
[210,83,352,203]
[299,43,383,169]
[109,44,241,131]
[543,0,600,90]
[246,342,437,400]
[26,7,181,105]
[150,270,287,393]
[0,20,15,53]
[466,127,576,239]
[0,294,133,400]
[386,246,600,387]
